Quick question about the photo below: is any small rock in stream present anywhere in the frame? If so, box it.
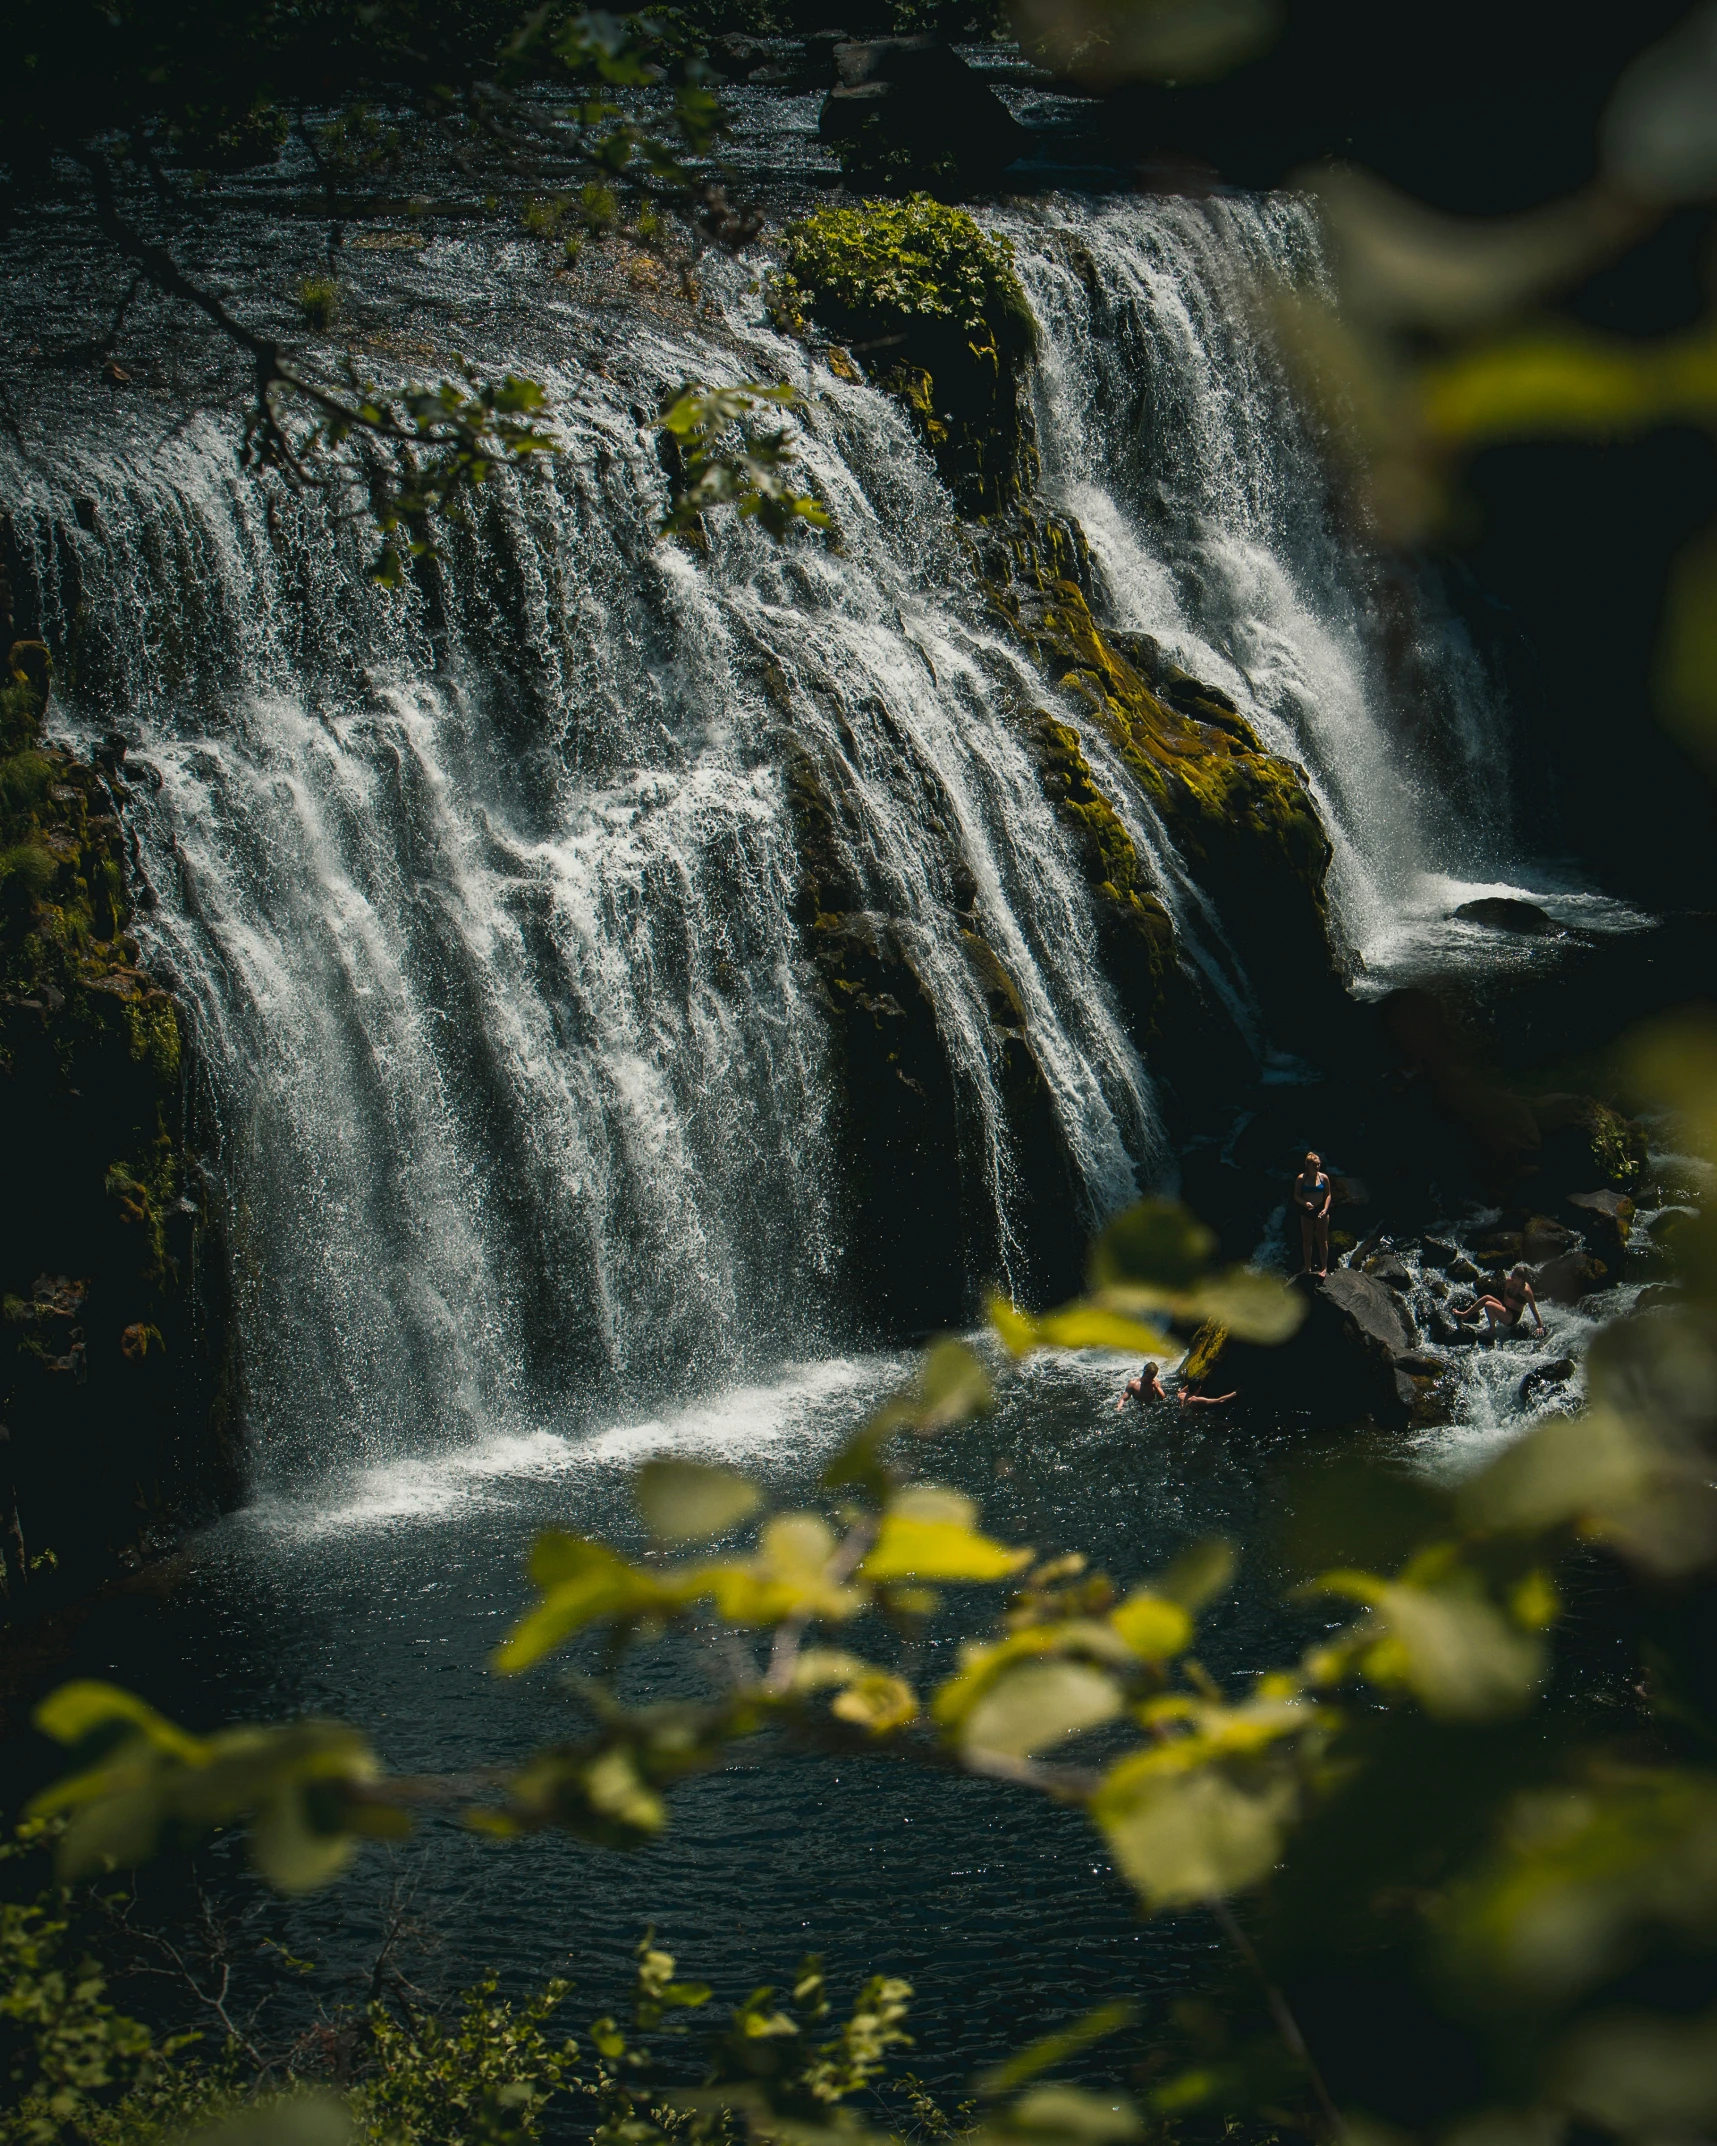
[1519,1357,1575,1402]
[1454,896,1558,935]
[1420,1236,1462,1269]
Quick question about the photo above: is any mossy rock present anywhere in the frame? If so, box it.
[777,196,1036,514]
[985,530,1337,1037]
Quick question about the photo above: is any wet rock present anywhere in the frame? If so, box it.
[779,196,1036,514]
[1394,1351,1445,1378]
[1430,1308,1476,1346]
[1187,1269,1415,1428]
[1454,896,1556,935]
[1448,1255,1482,1284]
[1421,1235,1461,1269]
[1519,1356,1575,1402]
[1534,1247,1610,1305]
[1522,1214,1579,1262]
[1633,1283,1684,1313]
[1321,1267,1417,1358]
[981,547,1340,1044]
[1531,1095,1648,1199]
[1363,1250,1413,1291]
[819,37,1029,195]
[1568,1187,1635,1267]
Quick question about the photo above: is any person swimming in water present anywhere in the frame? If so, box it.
[1116,1361,1169,1413]
[1456,1265,1548,1339]
[1293,1151,1333,1278]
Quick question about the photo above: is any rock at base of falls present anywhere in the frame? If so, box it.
[1180,1267,1422,1431]
[1454,896,1558,936]
[1567,1187,1635,1266]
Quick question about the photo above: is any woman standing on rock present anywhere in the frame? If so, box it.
[1294,1151,1333,1279]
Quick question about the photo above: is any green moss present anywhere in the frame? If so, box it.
[776,197,1036,515]
[777,195,1033,345]
[1182,1318,1228,1383]
[982,520,1338,1028]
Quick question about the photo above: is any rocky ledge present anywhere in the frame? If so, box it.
[0,630,233,1624]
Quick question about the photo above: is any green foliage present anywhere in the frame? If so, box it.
[354,1979,577,2146]
[656,384,831,540]
[777,199,1032,347]
[0,1889,159,2146]
[294,281,338,335]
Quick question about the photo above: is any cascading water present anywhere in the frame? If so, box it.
[2,190,1564,1492]
[1003,192,1533,978]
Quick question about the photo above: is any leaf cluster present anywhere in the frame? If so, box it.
[775,199,1033,347]
[656,385,832,541]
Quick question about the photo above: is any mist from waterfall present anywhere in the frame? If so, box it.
[2,191,1528,1489]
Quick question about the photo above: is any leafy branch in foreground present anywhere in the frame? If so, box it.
[22,1026,1717,2143]
[23,8,787,576]
[656,386,833,540]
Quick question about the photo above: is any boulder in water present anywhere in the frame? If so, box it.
[1454,897,1557,936]
[1394,1351,1445,1378]
[1362,1250,1413,1292]
[1420,1235,1461,1269]
[1520,1356,1575,1402]
[1633,1283,1684,1313]
[1322,1267,1416,1353]
[818,38,1029,195]
[1568,1187,1635,1267]
[1534,1248,1610,1305]
[1522,1214,1579,1262]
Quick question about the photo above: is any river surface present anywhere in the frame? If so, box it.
[17,1256,1660,2092]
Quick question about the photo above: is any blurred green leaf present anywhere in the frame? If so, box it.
[1314,1569,1546,1720]
[635,1458,762,1544]
[1009,0,1281,88]
[1093,1760,1294,1909]
[862,1492,1033,1584]
[960,1660,1124,1760]
[1090,1201,1215,1294]
[979,2000,1136,2096]
[1155,1540,1237,1613]
[1108,1590,1193,1660]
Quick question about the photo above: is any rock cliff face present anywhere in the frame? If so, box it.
[776,196,1342,1180]
[0,624,232,1624]
[782,735,1085,1332]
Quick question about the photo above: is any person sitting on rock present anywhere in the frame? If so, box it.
[1293,1150,1333,1279]
[1456,1265,1547,1340]
[1116,1361,1169,1413]
[1178,1382,1238,1409]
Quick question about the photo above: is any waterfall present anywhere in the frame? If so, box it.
[1003,192,1516,978]
[2,192,1518,1488]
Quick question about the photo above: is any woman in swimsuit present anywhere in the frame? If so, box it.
[1457,1265,1547,1339]
[1293,1151,1333,1278]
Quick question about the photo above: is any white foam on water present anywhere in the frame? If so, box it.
[241,1354,900,1541]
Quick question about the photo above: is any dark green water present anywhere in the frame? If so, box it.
[22,1345,1369,2088]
